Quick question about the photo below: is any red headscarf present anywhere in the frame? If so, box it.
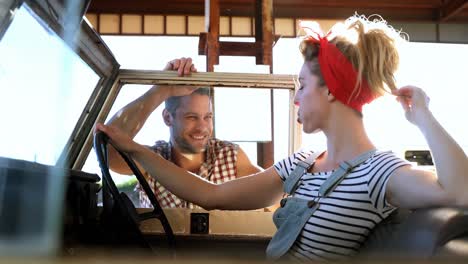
[300,21,375,112]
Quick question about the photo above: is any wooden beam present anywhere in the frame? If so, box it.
[439,0,468,22]
[274,0,440,9]
[88,0,204,15]
[86,0,458,22]
[218,42,257,56]
[199,35,257,56]
[455,9,468,22]
[88,0,442,14]
[273,6,441,22]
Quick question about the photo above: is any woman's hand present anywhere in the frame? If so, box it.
[94,123,142,154]
[392,85,432,126]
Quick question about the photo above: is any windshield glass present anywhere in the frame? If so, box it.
[0,4,99,165]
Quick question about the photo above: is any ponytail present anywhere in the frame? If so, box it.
[300,15,406,99]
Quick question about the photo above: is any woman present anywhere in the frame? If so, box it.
[96,15,468,261]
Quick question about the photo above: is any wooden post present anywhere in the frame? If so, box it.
[205,0,220,72]
[255,0,273,71]
[200,0,275,168]
[255,0,275,168]
[204,0,220,135]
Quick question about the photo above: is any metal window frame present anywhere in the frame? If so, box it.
[57,18,120,168]
[0,0,21,42]
[73,69,300,169]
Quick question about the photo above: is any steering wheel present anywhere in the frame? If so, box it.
[93,131,175,249]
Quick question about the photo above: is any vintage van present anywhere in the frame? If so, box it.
[1,0,468,261]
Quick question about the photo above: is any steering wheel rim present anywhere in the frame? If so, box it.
[93,131,175,249]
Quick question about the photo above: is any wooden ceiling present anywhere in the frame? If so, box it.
[87,0,468,23]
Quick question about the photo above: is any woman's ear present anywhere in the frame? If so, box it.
[162,109,172,126]
[327,89,335,102]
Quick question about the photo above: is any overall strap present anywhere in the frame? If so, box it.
[266,149,377,260]
[319,149,377,197]
[284,151,324,194]
[267,163,347,260]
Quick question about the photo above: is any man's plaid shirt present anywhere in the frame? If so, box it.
[137,138,239,208]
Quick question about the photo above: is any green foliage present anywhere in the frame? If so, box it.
[116,177,138,192]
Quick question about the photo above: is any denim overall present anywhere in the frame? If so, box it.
[266,149,377,260]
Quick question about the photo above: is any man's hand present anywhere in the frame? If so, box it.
[160,57,201,97]
[164,57,197,76]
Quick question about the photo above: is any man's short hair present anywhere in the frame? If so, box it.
[164,87,211,116]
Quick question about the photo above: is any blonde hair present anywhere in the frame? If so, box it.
[300,15,407,99]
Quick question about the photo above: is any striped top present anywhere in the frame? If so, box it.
[273,150,409,262]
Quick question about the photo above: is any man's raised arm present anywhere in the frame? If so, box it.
[105,57,198,175]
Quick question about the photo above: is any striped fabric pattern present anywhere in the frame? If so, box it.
[137,138,238,209]
[273,150,410,261]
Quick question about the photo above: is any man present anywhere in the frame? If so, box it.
[106,57,261,208]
